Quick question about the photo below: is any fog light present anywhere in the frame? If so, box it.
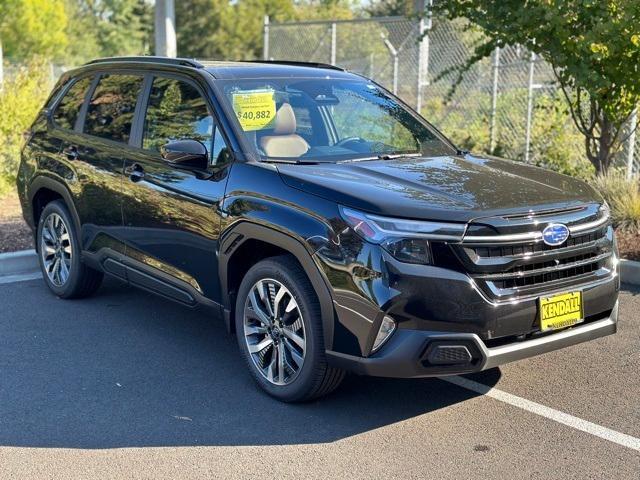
[372,315,396,353]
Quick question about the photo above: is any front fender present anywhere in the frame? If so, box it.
[219,199,339,349]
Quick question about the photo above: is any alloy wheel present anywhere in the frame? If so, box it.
[40,213,72,287]
[243,278,306,386]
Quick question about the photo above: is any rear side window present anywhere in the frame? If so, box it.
[84,74,144,143]
[142,77,213,153]
[53,77,92,130]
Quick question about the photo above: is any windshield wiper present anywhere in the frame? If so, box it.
[377,152,422,160]
[337,152,422,164]
[264,152,423,165]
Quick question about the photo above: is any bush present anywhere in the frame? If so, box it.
[422,89,595,180]
[0,60,52,196]
[592,170,640,232]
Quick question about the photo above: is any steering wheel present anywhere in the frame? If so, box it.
[334,137,367,149]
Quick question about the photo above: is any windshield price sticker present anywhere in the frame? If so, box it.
[232,90,276,131]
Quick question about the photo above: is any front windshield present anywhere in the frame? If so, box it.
[218,77,456,162]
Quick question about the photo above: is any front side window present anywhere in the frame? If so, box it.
[142,77,213,154]
[84,74,144,143]
[53,76,93,130]
[218,78,456,162]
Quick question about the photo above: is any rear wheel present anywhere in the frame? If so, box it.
[235,256,345,402]
[37,200,103,298]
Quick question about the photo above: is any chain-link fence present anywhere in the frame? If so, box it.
[1,58,71,86]
[266,15,639,176]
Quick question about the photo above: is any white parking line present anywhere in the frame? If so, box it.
[444,375,640,452]
[0,272,41,285]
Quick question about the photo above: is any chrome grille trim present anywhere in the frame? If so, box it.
[462,213,610,244]
[452,207,614,299]
[462,231,542,244]
[473,251,612,280]
[483,266,614,300]
[463,229,610,269]
[568,215,610,234]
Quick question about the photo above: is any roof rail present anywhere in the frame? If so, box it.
[241,60,345,72]
[84,56,204,69]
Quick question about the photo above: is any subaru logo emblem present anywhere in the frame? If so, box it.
[542,223,569,246]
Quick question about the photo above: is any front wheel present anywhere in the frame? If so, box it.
[235,256,345,402]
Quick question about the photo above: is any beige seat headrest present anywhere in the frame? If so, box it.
[259,103,309,158]
[272,103,297,135]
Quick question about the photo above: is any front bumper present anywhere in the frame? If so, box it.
[327,300,618,378]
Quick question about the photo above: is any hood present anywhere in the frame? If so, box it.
[276,154,600,223]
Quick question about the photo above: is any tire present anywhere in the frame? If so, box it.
[36,200,103,299]
[235,255,345,402]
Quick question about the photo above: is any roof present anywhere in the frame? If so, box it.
[82,56,360,80]
[202,60,356,80]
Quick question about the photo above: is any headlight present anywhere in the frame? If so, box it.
[381,237,432,264]
[339,206,466,264]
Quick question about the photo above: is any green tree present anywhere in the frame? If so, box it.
[432,0,640,174]
[296,0,358,20]
[0,60,52,194]
[175,0,365,61]
[175,0,224,59]
[64,0,153,62]
[218,0,297,59]
[365,0,415,17]
[0,0,68,60]
[176,0,296,60]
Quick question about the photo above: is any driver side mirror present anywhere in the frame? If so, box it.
[160,139,209,171]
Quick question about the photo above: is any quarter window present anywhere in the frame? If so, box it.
[142,77,213,154]
[211,127,231,166]
[53,76,93,130]
[84,74,144,143]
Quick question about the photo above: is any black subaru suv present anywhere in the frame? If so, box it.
[17,57,619,401]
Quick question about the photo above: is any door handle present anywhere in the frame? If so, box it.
[124,163,145,182]
[62,145,78,161]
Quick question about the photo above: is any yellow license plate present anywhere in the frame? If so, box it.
[539,291,583,332]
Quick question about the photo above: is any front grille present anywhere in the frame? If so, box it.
[473,229,603,258]
[492,258,602,290]
[452,212,615,300]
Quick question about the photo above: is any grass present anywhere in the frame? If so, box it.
[592,170,640,233]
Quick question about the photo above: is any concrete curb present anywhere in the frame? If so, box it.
[620,259,640,287]
[0,249,39,276]
[0,249,639,287]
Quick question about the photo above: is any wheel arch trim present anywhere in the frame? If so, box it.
[219,221,335,350]
[29,176,82,250]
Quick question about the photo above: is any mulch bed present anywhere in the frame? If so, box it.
[614,229,640,262]
[1,190,639,261]
[0,191,34,253]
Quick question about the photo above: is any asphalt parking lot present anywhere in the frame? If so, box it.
[0,275,638,479]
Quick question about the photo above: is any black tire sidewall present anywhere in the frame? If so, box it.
[37,201,84,298]
[235,258,324,402]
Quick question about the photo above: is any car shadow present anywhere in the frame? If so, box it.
[621,282,640,296]
[0,277,500,449]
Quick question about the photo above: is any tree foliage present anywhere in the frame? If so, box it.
[0,60,52,194]
[364,0,415,17]
[175,0,357,60]
[64,0,153,62]
[433,0,640,174]
[0,0,69,60]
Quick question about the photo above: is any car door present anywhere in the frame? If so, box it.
[65,72,145,256]
[120,74,233,304]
